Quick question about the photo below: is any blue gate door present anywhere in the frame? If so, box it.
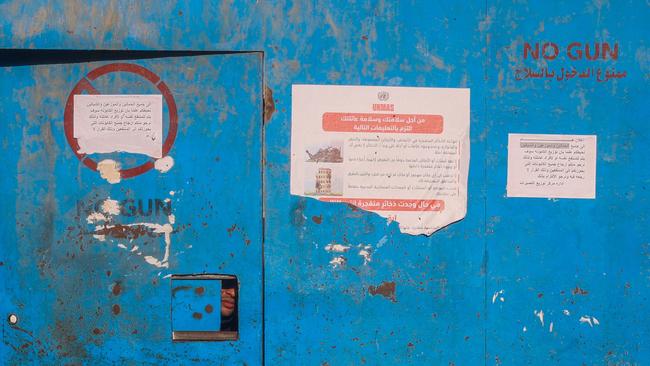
[0,53,263,365]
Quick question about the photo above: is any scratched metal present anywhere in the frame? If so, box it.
[0,1,648,365]
[0,55,263,364]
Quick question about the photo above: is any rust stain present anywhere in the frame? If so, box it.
[572,286,588,295]
[53,319,87,358]
[111,304,121,315]
[312,215,322,224]
[93,224,158,240]
[205,304,214,313]
[226,223,251,245]
[195,286,205,295]
[112,282,122,296]
[368,281,397,302]
[227,224,237,236]
[192,312,203,320]
[92,328,103,335]
[263,85,276,123]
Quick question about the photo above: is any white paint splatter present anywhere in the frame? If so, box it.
[154,156,174,173]
[139,222,173,268]
[130,246,139,252]
[579,315,600,327]
[492,289,505,304]
[95,222,173,268]
[87,212,107,224]
[101,198,120,215]
[169,191,175,196]
[549,322,554,333]
[97,159,121,184]
[144,255,166,267]
[579,316,592,326]
[162,274,172,279]
[563,309,571,316]
[358,245,372,265]
[523,326,527,332]
[168,214,176,225]
[329,256,346,268]
[534,310,545,326]
[324,243,350,253]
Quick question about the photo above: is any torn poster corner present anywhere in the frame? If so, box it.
[289,84,470,236]
[73,94,163,158]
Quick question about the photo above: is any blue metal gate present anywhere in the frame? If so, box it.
[1,1,649,365]
[0,54,264,365]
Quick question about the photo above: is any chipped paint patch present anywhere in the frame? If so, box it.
[263,85,276,123]
[97,159,121,184]
[563,309,571,316]
[358,245,372,265]
[492,289,505,304]
[579,315,600,327]
[87,212,107,224]
[534,310,545,326]
[572,286,588,295]
[368,281,397,302]
[101,198,120,215]
[324,243,350,253]
[86,193,176,268]
[549,322,554,332]
[154,156,174,173]
[329,256,346,268]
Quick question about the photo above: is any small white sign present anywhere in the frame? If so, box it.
[74,94,163,158]
[507,133,597,199]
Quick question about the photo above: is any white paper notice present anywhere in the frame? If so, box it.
[290,85,470,236]
[73,95,163,158]
[507,134,597,198]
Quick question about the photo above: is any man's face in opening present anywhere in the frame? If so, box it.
[221,287,236,317]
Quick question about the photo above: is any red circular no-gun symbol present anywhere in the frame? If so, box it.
[64,63,178,179]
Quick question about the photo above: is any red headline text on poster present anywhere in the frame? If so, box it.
[320,198,445,212]
[322,113,443,134]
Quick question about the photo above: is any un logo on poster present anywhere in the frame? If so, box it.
[377,91,389,101]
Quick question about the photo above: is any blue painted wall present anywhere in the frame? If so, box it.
[0,1,648,365]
